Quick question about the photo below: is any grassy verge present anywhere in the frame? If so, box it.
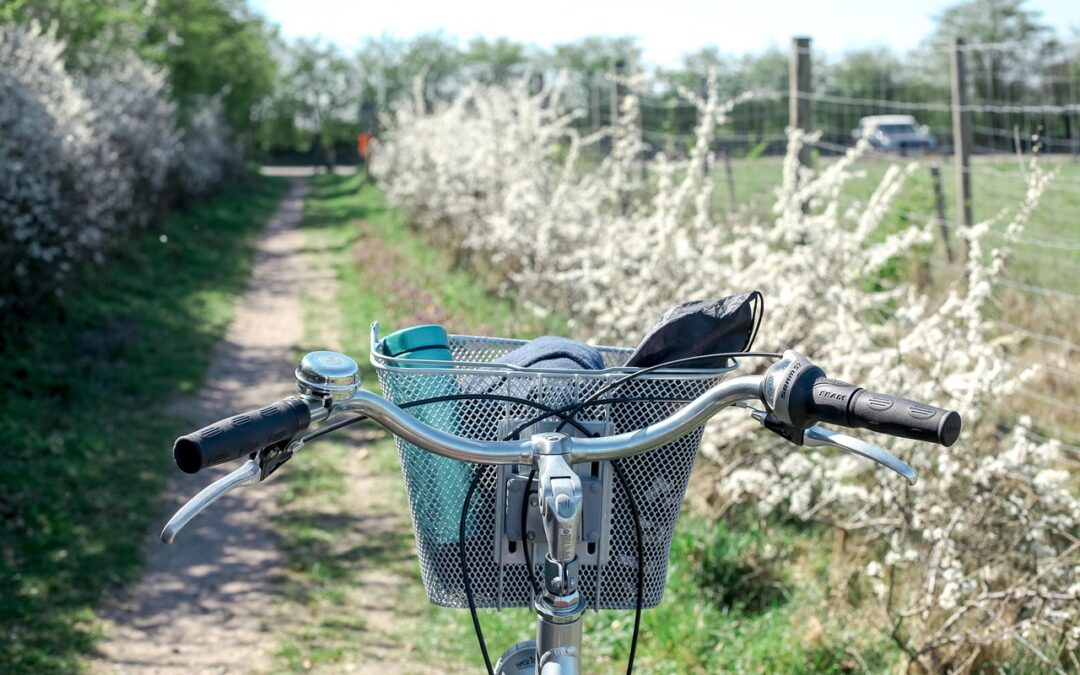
[0,174,289,673]
[273,173,900,673]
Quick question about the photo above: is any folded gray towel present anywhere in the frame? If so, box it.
[496,335,605,371]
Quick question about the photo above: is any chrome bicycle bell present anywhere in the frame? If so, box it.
[295,351,360,401]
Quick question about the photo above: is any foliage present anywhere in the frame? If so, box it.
[274,37,360,169]
[0,22,244,313]
[923,0,1052,96]
[371,71,1079,671]
[3,0,278,136]
[79,48,180,226]
[143,0,278,136]
[0,22,129,311]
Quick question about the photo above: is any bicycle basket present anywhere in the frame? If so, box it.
[370,322,734,610]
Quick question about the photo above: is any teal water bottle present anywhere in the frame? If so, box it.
[383,325,475,546]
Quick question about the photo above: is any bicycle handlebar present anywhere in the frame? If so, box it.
[333,377,764,464]
[171,349,962,475]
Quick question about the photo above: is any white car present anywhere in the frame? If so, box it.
[852,115,937,153]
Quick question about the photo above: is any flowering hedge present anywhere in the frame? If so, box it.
[0,23,242,313]
[372,74,1079,670]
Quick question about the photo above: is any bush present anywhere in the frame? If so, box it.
[0,23,245,315]
[174,95,244,203]
[372,72,1079,670]
[0,22,122,310]
[80,49,180,227]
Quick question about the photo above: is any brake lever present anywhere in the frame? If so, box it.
[803,425,917,485]
[749,409,917,485]
[160,459,261,544]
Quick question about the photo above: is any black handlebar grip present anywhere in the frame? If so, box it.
[173,397,312,474]
[811,378,961,447]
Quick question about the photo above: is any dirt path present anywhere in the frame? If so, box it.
[90,177,315,674]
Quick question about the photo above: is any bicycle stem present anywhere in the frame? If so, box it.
[532,434,584,675]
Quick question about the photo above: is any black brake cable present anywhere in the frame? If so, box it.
[541,305,769,675]
[460,466,496,675]
[296,389,679,673]
[488,351,781,439]
[610,459,643,675]
[552,350,781,434]
[296,392,598,446]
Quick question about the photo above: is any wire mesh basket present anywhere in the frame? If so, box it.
[370,322,734,610]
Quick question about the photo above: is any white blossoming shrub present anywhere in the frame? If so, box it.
[174,95,244,203]
[373,74,1078,670]
[0,22,123,308]
[80,50,180,227]
[0,23,244,312]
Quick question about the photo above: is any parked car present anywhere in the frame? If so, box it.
[852,115,937,153]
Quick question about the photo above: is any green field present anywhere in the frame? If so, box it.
[0,175,288,673]
[717,153,1080,295]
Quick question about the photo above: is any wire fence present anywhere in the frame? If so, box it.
[574,38,1080,444]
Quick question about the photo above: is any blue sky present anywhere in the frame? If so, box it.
[250,0,1080,67]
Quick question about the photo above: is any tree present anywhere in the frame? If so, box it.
[399,33,464,108]
[924,0,1050,101]
[283,37,359,170]
[548,36,642,109]
[355,35,408,110]
[1,0,150,57]
[463,37,528,85]
[143,0,278,136]
[3,0,278,137]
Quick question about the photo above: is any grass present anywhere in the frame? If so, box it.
[0,174,289,673]
[271,172,902,673]
[717,153,1080,295]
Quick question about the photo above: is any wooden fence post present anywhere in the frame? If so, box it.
[930,164,954,263]
[722,147,737,213]
[789,37,813,169]
[591,76,603,159]
[950,37,973,238]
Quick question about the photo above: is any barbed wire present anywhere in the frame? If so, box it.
[796,91,1080,115]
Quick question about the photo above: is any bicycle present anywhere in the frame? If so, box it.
[162,322,961,675]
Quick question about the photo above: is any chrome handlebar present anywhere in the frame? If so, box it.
[162,350,922,543]
[323,375,764,465]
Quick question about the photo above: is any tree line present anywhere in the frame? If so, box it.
[4,0,1077,167]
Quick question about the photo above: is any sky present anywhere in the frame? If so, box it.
[249,0,1080,67]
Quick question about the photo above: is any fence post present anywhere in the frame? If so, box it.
[789,36,813,169]
[950,37,973,237]
[609,59,630,211]
[591,76,603,159]
[930,164,954,263]
[611,58,627,123]
[722,147,737,213]
[529,72,544,97]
